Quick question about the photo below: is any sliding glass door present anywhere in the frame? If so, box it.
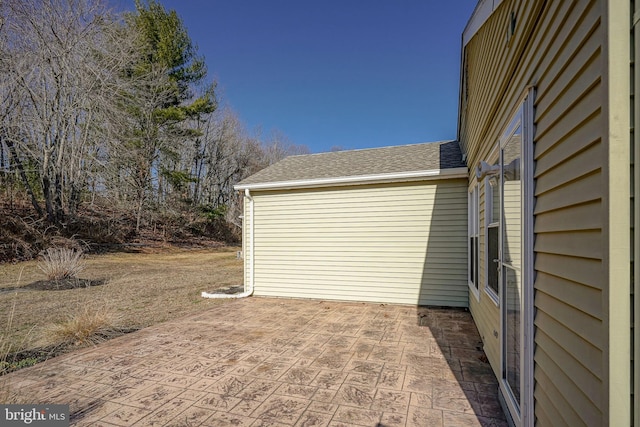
[497,88,534,427]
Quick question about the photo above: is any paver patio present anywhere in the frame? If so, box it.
[1,297,507,426]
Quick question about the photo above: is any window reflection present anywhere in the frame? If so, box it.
[504,265,521,402]
[502,124,521,407]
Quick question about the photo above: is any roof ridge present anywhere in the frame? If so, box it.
[287,139,458,158]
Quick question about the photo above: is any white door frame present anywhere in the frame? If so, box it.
[498,87,535,427]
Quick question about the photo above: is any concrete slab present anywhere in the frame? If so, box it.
[1,297,507,426]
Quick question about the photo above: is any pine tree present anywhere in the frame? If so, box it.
[117,0,217,231]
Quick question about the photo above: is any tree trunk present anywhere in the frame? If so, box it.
[3,137,44,217]
[135,188,144,233]
[53,171,64,224]
[42,174,55,224]
[69,182,81,216]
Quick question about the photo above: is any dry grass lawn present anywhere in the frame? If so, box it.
[0,246,243,366]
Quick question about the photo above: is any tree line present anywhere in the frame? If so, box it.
[0,0,308,242]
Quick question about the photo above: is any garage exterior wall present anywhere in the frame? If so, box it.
[249,179,469,307]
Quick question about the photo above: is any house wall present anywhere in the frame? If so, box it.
[247,179,468,307]
[459,0,619,425]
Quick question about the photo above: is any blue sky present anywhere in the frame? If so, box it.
[124,1,478,153]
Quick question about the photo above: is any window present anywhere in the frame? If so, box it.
[486,169,500,300]
[468,186,479,299]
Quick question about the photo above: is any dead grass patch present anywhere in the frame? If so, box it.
[0,246,243,372]
[46,304,119,347]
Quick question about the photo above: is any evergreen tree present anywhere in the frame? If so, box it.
[118,0,217,231]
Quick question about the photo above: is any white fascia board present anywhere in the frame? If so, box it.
[462,0,504,46]
[234,167,468,191]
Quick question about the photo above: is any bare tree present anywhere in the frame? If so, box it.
[261,129,310,165]
[0,0,129,225]
[0,0,309,246]
[200,108,252,207]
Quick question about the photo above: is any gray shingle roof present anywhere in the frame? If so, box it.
[236,140,466,189]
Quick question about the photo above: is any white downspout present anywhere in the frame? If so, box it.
[202,189,254,299]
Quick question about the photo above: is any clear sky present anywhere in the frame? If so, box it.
[125,1,479,153]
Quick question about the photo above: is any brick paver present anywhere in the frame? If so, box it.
[1,297,507,426]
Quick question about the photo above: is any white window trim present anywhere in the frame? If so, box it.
[484,173,500,307]
[480,143,501,307]
[468,185,480,301]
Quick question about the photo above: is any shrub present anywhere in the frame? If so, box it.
[199,204,227,221]
[38,247,86,281]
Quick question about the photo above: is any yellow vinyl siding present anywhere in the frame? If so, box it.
[461,0,607,425]
[249,179,468,307]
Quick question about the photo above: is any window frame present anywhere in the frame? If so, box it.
[468,184,480,301]
[484,148,501,306]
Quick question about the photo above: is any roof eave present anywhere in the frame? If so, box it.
[462,0,504,47]
[234,167,468,191]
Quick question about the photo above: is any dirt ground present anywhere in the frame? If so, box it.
[0,246,243,369]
